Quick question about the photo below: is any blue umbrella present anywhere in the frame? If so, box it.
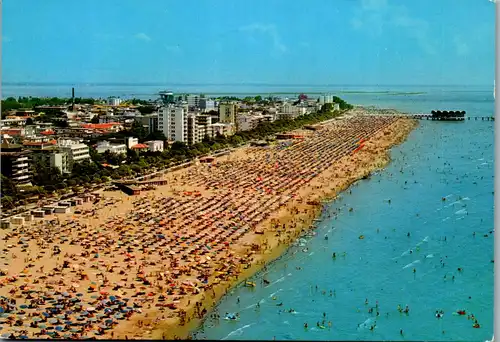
[109,296,116,301]
[42,312,50,317]
[55,326,64,331]
[81,311,89,316]
[76,316,85,321]
[32,317,42,322]
[64,320,72,325]
[0,307,4,313]
[105,319,114,324]
[38,324,47,329]
[70,298,79,302]
[19,305,28,309]
[48,318,58,324]
[19,335,29,339]
[76,293,83,297]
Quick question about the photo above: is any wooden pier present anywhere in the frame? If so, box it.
[411,114,494,121]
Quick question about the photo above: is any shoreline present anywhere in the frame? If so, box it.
[146,115,419,340]
[0,110,418,341]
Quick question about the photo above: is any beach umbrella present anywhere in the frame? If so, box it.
[38,324,47,329]
[1,333,12,338]
[42,312,50,317]
[48,318,58,324]
[76,293,83,297]
[55,326,64,331]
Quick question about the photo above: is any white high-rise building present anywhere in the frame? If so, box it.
[57,139,91,170]
[318,94,334,105]
[108,97,122,106]
[186,94,202,108]
[158,104,187,142]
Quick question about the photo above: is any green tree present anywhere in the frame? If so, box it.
[145,130,166,141]
[0,174,18,199]
[130,120,148,141]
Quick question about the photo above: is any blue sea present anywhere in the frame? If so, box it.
[186,87,492,341]
[1,83,495,341]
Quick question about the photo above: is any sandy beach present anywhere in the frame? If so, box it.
[0,109,418,340]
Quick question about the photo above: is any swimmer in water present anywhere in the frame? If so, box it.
[332,252,336,259]
[304,323,308,329]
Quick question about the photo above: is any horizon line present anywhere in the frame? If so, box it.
[1,82,492,87]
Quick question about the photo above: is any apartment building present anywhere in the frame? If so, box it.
[210,123,235,138]
[30,147,70,174]
[158,104,188,143]
[237,113,274,131]
[0,144,32,186]
[276,102,306,120]
[108,97,122,106]
[145,140,164,152]
[218,103,236,124]
[96,141,127,154]
[126,137,139,149]
[135,114,158,134]
[57,139,91,170]
[199,98,215,112]
[318,94,334,105]
[186,94,204,108]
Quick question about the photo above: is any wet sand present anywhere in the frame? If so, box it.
[0,109,417,340]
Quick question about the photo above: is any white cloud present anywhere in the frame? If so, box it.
[351,0,437,55]
[239,23,287,54]
[134,33,152,42]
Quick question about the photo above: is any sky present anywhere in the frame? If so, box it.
[1,0,496,86]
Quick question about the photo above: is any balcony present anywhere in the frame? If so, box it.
[13,163,29,169]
